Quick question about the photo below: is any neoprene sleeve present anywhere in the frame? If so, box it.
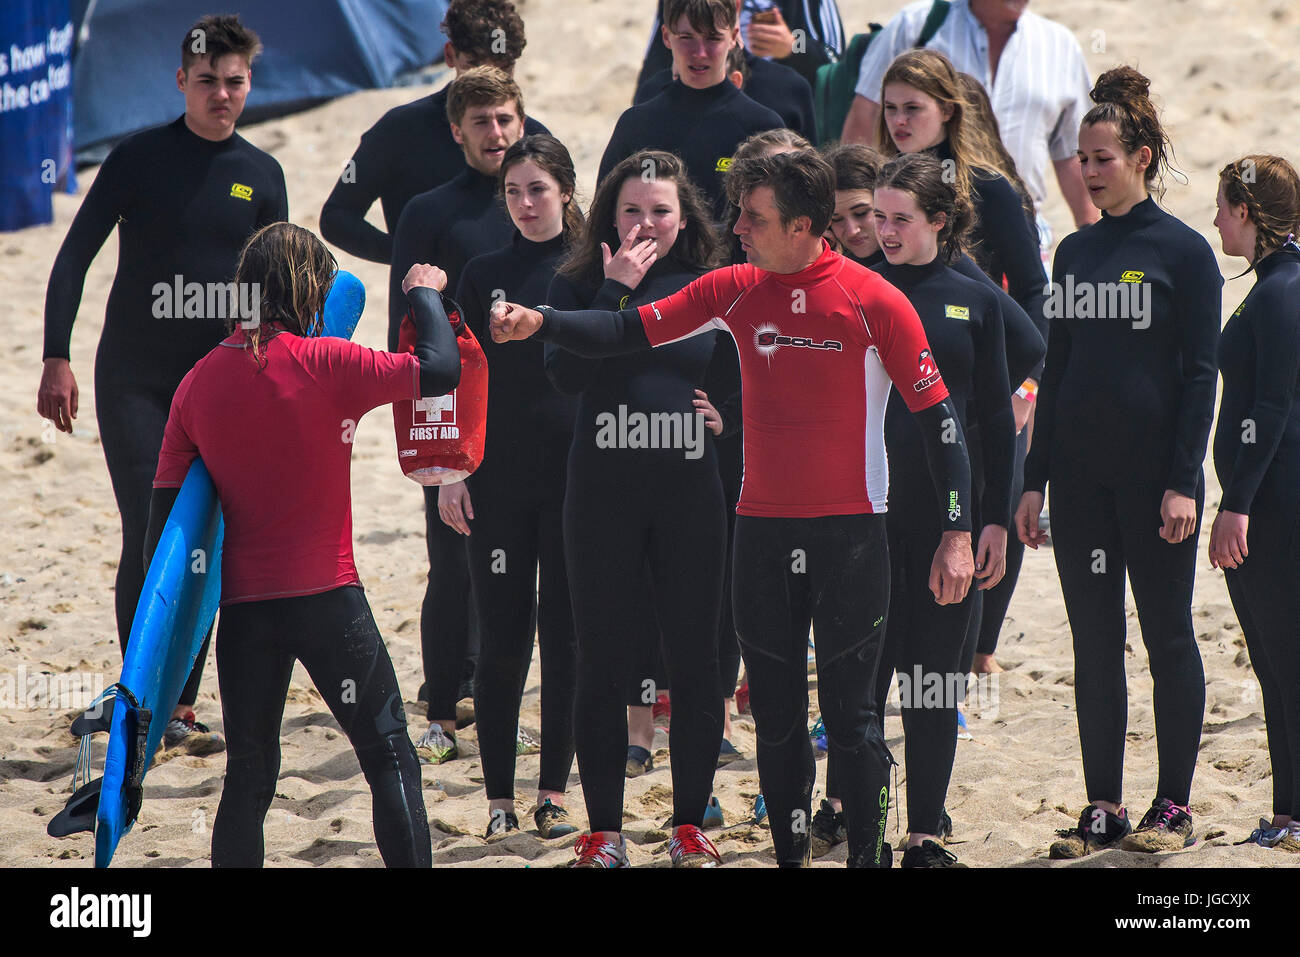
[536,305,651,356]
[912,398,973,534]
[406,287,462,397]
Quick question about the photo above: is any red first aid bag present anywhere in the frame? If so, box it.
[392,299,488,485]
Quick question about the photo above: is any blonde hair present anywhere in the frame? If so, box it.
[445,65,524,127]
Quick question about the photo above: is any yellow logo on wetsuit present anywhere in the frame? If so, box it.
[1120,270,1144,283]
[230,182,254,201]
[944,304,969,320]
[619,295,630,309]
[715,157,733,173]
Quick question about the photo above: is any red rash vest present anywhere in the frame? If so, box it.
[636,242,950,518]
[153,329,420,605]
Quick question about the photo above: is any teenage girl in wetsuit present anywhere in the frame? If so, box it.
[441,134,583,840]
[1208,154,1300,853]
[1015,67,1220,858]
[147,223,461,866]
[545,150,730,867]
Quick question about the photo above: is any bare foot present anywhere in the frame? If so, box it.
[972,653,1003,674]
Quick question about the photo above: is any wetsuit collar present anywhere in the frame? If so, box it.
[874,253,946,286]
[172,114,237,150]
[666,78,737,105]
[511,229,566,260]
[1253,241,1300,276]
[846,248,886,268]
[458,165,500,195]
[1099,194,1162,225]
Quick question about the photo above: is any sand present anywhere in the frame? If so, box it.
[2,0,1299,868]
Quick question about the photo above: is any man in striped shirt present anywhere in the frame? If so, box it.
[841,0,1098,239]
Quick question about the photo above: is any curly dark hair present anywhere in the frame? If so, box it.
[442,0,526,68]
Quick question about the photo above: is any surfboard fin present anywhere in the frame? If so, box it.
[70,697,115,737]
[124,706,152,827]
[48,776,102,837]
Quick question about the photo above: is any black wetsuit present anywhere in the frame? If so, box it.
[634,51,817,142]
[43,115,287,708]
[389,166,517,723]
[636,0,845,89]
[598,79,783,218]
[1025,197,1220,808]
[545,260,727,833]
[1214,243,1300,820]
[455,232,578,800]
[948,252,1043,674]
[319,86,547,263]
[932,141,1050,669]
[869,255,1014,837]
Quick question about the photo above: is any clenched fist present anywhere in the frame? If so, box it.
[490,300,544,343]
[402,263,447,295]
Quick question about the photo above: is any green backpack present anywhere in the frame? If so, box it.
[813,0,952,145]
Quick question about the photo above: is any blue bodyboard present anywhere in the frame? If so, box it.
[88,271,365,867]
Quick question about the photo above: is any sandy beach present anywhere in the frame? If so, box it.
[3,0,1299,869]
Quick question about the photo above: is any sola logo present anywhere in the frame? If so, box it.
[753,323,843,357]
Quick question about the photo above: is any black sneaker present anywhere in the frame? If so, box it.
[533,799,578,839]
[1119,798,1196,853]
[901,839,966,868]
[485,811,519,840]
[1049,804,1131,859]
[937,807,953,841]
[810,799,846,857]
[625,745,653,778]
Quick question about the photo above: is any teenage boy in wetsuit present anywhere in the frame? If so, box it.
[600,0,783,219]
[319,0,548,264]
[491,150,976,868]
[388,66,532,763]
[38,14,286,753]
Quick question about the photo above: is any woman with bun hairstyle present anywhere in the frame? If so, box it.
[440,134,584,840]
[1209,155,1300,853]
[545,149,730,867]
[1015,67,1221,857]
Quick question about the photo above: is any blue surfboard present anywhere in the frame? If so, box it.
[49,271,365,865]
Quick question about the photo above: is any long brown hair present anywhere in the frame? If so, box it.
[1220,154,1300,265]
[499,134,585,240]
[558,150,725,289]
[875,151,973,264]
[231,222,336,365]
[1083,66,1178,201]
[954,71,1035,223]
[876,49,984,201]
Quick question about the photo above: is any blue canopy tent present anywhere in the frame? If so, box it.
[72,0,449,152]
[2,0,447,230]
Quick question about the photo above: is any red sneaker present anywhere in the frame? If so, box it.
[669,824,722,867]
[651,692,671,729]
[572,831,628,868]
